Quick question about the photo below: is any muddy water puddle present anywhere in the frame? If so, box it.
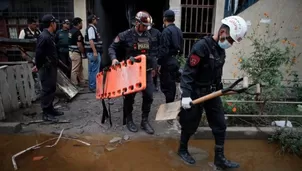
[0,134,301,171]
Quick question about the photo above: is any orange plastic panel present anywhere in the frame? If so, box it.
[96,55,147,99]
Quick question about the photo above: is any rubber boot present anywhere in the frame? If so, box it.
[214,145,240,170]
[126,114,138,132]
[51,109,64,116]
[140,114,154,134]
[42,112,59,122]
[177,132,196,165]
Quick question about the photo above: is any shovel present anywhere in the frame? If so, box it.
[155,77,261,121]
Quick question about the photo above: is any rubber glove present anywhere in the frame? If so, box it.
[181,97,192,109]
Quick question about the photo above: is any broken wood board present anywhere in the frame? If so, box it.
[24,64,37,101]
[6,66,19,110]
[0,94,5,120]
[0,65,13,113]
[56,69,79,100]
[0,63,37,120]
[14,65,27,107]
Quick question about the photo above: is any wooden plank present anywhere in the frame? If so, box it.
[6,66,19,110]
[21,64,32,107]
[0,93,5,120]
[0,66,13,113]
[25,64,37,101]
[0,61,28,65]
[56,69,79,100]
[14,65,26,107]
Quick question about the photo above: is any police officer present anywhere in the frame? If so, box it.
[19,18,41,64]
[108,11,156,134]
[84,14,102,92]
[35,14,64,122]
[55,19,71,78]
[178,16,248,169]
[69,17,85,87]
[158,10,183,104]
[19,18,41,40]
[147,16,161,91]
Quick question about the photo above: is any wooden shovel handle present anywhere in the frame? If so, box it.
[191,90,238,105]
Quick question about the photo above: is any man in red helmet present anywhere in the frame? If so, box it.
[108,11,156,134]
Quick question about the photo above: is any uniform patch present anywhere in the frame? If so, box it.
[189,54,200,66]
[114,36,120,43]
[78,35,82,41]
[68,33,72,38]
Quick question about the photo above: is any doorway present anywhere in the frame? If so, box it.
[99,0,169,67]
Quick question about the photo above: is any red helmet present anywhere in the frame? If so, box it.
[135,11,152,26]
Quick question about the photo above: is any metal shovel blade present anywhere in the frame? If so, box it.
[155,101,181,121]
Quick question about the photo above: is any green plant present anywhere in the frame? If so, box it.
[236,13,300,100]
[176,54,186,68]
[269,128,302,157]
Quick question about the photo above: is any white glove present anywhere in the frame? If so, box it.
[181,97,192,109]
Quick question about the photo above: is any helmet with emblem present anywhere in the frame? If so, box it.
[221,16,248,43]
[147,15,154,30]
[135,11,152,26]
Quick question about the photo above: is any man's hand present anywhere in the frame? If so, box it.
[181,97,192,109]
[111,59,119,66]
[93,51,98,60]
[32,66,38,73]
[151,69,156,77]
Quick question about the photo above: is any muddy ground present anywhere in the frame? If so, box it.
[7,89,181,137]
[2,89,302,170]
[1,134,302,171]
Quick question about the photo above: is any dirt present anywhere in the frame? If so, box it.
[0,134,301,171]
[7,90,180,137]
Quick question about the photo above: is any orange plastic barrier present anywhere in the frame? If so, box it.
[96,55,147,99]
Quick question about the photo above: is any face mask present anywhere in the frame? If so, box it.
[218,39,232,49]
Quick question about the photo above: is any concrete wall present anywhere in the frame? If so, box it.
[169,0,181,28]
[73,0,88,80]
[219,0,302,80]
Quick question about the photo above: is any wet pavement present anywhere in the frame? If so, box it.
[1,134,302,171]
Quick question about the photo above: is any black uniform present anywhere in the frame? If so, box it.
[108,27,155,134]
[23,27,41,39]
[148,27,161,90]
[35,29,63,120]
[84,25,102,53]
[158,24,183,103]
[178,36,239,169]
[69,27,84,53]
[55,29,71,78]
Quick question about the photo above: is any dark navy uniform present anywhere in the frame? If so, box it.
[55,29,71,78]
[148,27,161,90]
[108,27,155,134]
[178,36,239,168]
[158,23,183,103]
[35,18,63,121]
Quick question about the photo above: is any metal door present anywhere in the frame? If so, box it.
[181,0,216,57]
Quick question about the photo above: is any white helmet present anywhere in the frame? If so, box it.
[221,16,248,43]
[147,16,153,30]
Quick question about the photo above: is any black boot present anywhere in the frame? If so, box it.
[214,145,240,170]
[177,132,196,165]
[51,109,64,116]
[126,114,138,132]
[141,115,154,134]
[42,112,59,122]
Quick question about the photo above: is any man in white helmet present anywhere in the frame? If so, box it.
[177,15,248,169]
